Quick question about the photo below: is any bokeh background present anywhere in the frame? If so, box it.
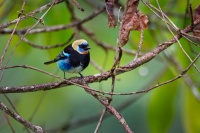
[0,0,200,133]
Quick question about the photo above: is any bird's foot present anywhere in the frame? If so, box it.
[79,73,84,78]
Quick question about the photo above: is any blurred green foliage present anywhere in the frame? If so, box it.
[0,0,200,133]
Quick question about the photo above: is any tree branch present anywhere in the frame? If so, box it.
[0,101,44,132]
[0,18,199,94]
[83,84,133,133]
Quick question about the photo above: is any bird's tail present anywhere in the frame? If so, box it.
[44,60,56,65]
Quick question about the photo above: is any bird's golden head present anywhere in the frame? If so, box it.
[72,39,90,54]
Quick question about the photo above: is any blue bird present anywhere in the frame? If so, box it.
[44,39,90,78]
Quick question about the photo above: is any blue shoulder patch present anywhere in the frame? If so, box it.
[63,51,70,57]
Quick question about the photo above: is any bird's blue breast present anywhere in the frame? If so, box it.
[57,59,72,71]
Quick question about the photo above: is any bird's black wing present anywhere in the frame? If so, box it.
[44,52,66,65]
[44,44,72,65]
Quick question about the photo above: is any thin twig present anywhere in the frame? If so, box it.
[164,52,200,101]
[28,93,47,122]
[134,12,144,61]
[4,113,16,133]
[72,0,84,11]
[94,108,107,133]
[180,31,200,48]
[0,0,64,29]
[0,65,62,79]
[90,59,105,73]
[0,0,57,83]
[189,4,194,29]
[142,0,178,31]
[0,1,31,132]
[155,0,200,73]
[110,40,123,74]
[118,7,122,23]
[18,32,75,50]
[182,0,190,28]
[0,0,25,67]
[0,7,105,35]
[0,65,103,93]
[80,25,138,55]
[83,84,133,133]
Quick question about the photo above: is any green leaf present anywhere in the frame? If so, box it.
[183,89,200,133]
[148,68,178,133]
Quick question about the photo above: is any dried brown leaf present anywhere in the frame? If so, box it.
[119,0,148,46]
[105,0,117,28]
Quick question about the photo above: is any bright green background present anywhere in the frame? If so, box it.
[0,0,200,133]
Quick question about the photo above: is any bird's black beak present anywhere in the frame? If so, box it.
[84,46,91,50]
